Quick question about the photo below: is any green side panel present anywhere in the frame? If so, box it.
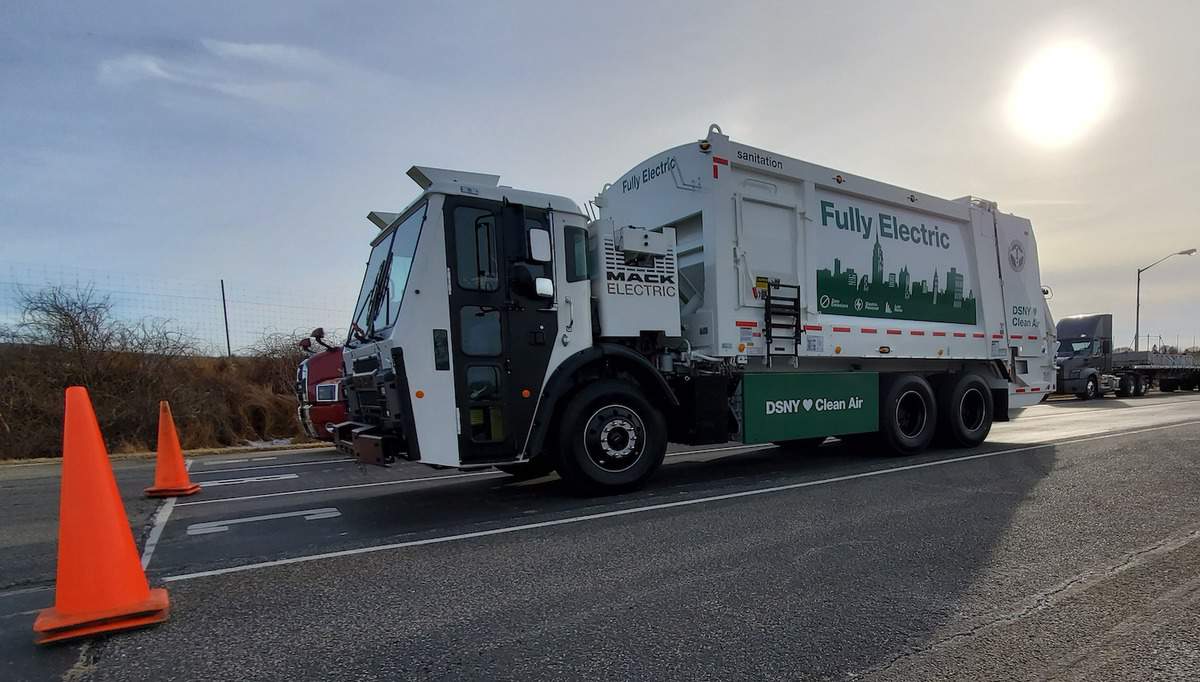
[742,372,879,444]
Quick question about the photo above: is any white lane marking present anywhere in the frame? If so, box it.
[200,473,299,487]
[200,456,278,465]
[164,419,1200,582]
[141,497,178,569]
[0,585,53,601]
[197,458,356,475]
[175,470,504,507]
[186,508,342,535]
[141,458,193,569]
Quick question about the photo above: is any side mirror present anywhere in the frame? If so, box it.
[299,338,313,352]
[528,228,552,263]
[312,327,325,340]
[535,277,554,299]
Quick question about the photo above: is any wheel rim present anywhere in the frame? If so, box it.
[959,387,987,432]
[583,404,646,473]
[895,390,928,439]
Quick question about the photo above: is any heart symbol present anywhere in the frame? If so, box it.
[802,399,813,411]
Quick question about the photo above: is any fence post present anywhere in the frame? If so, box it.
[220,279,232,357]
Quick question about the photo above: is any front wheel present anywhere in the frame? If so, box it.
[1077,376,1098,400]
[555,380,667,493]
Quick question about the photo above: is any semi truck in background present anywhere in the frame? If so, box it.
[1055,313,1200,399]
[333,124,1056,492]
[296,328,347,441]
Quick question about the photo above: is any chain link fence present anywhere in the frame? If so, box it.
[0,261,348,356]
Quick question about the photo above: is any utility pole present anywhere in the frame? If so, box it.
[220,279,232,357]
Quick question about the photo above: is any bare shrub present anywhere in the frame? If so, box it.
[0,286,311,459]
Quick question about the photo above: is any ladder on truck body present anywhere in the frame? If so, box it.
[762,280,803,359]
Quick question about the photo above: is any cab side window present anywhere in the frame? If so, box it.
[565,226,589,282]
[454,207,499,291]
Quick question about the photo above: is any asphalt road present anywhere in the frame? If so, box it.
[3,394,1200,680]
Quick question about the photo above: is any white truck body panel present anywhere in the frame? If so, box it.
[594,126,1055,398]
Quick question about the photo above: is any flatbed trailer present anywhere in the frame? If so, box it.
[1056,314,1200,398]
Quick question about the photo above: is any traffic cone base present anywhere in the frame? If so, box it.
[145,482,200,498]
[34,587,169,644]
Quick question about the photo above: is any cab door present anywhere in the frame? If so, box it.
[444,197,558,464]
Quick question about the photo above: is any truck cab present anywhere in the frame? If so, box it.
[1055,314,1114,398]
[296,334,348,441]
[335,167,594,469]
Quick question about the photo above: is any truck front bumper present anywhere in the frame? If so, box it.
[338,350,420,466]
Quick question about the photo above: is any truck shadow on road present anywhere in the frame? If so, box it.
[323,439,1058,677]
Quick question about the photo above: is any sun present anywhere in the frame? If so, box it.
[1007,41,1113,148]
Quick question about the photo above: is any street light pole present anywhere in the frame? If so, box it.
[1135,248,1197,351]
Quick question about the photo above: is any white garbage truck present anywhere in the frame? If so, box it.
[335,124,1056,491]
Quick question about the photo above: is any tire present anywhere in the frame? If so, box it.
[495,457,556,480]
[878,374,938,455]
[555,380,667,493]
[937,373,994,448]
[1077,376,1098,401]
[1160,379,1177,393]
[1133,374,1146,397]
[1116,375,1132,397]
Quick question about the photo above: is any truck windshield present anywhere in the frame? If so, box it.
[1057,339,1093,357]
[348,201,428,342]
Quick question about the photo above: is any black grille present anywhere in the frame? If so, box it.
[352,355,380,373]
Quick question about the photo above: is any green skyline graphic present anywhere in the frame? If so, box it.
[814,231,978,325]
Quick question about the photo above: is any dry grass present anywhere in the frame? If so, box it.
[0,286,314,460]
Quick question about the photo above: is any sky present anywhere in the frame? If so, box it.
[2,0,1199,349]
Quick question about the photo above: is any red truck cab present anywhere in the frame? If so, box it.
[297,329,348,441]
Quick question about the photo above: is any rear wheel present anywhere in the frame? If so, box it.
[879,374,938,455]
[1160,379,1178,393]
[1116,375,1133,397]
[937,373,994,448]
[555,380,667,493]
[1133,374,1147,396]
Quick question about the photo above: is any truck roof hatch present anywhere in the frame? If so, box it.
[407,166,500,190]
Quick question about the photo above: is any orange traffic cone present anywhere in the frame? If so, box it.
[34,387,170,644]
[145,401,200,498]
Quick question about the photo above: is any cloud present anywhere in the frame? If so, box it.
[96,40,349,107]
[97,54,181,86]
[200,39,338,74]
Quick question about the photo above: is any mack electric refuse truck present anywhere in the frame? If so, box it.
[335,124,1056,491]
